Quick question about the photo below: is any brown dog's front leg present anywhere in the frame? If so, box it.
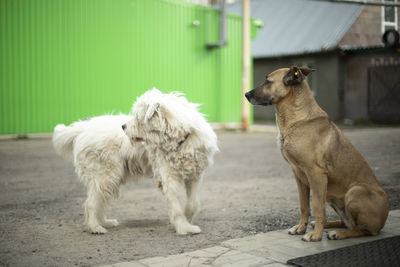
[289,176,310,235]
[302,172,327,242]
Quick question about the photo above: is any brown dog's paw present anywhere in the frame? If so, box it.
[301,231,322,242]
[327,231,339,240]
[288,224,307,235]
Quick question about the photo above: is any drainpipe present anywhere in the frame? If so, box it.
[241,0,250,131]
[206,0,227,48]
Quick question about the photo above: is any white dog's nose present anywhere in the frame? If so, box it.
[122,124,126,131]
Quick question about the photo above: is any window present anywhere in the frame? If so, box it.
[382,0,398,33]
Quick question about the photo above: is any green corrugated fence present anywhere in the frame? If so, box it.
[0,0,259,134]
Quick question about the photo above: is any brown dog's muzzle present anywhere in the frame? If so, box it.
[245,89,272,106]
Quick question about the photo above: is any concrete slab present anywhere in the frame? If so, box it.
[103,210,400,267]
[113,262,147,267]
[389,209,400,218]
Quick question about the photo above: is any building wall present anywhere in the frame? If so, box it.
[0,0,253,134]
[339,6,382,47]
[342,51,400,121]
[339,5,400,47]
[253,52,341,121]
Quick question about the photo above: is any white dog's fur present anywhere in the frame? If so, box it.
[52,89,218,235]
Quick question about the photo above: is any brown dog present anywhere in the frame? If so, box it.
[245,66,389,241]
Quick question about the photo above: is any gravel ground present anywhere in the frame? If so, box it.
[0,127,399,266]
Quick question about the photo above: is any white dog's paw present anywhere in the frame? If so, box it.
[176,223,202,235]
[310,221,316,229]
[89,225,108,234]
[327,231,338,240]
[104,219,119,227]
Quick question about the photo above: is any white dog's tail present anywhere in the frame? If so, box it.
[52,123,83,161]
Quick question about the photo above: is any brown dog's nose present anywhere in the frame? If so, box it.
[245,91,252,101]
[122,124,126,130]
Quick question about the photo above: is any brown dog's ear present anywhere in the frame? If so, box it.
[299,66,315,76]
[283,66,315,86]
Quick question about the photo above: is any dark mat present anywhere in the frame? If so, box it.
[287,235,400,267]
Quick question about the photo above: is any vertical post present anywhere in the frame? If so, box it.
[241,0,250,131]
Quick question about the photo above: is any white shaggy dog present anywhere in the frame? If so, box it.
[52,89,218,235]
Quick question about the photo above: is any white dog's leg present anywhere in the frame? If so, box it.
[84,179,119,234]
[84,184,107,234]
[184,179,201,223]
[163,178,201,235]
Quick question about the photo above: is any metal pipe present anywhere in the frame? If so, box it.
[206,0,227,48]
[241,0,250,131]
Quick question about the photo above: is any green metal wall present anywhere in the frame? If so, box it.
[0,0,256,135]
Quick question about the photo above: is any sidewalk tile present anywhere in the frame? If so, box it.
[143,254,191,267]
[113,262,147,267]
[255,249,292,264]
[260,263,288,266]
[182,246,232,266]
[269,245,316,258]
[222,231,293,252]
[186,257,213,266]
[389,209,400,218]
[139,256,167,265]
[383,216,400,234]
[213,250,272,266]
[199,246,231,257]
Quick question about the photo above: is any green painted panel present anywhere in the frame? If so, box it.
[0,0,255,134]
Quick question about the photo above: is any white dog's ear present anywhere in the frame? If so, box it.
[144,103,160,122]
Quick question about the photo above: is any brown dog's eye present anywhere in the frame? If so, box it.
[264,79,273,85]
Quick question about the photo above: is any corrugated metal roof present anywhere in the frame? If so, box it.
[228,0,363,58]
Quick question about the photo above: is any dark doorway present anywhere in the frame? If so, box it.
[368,66,400,123]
